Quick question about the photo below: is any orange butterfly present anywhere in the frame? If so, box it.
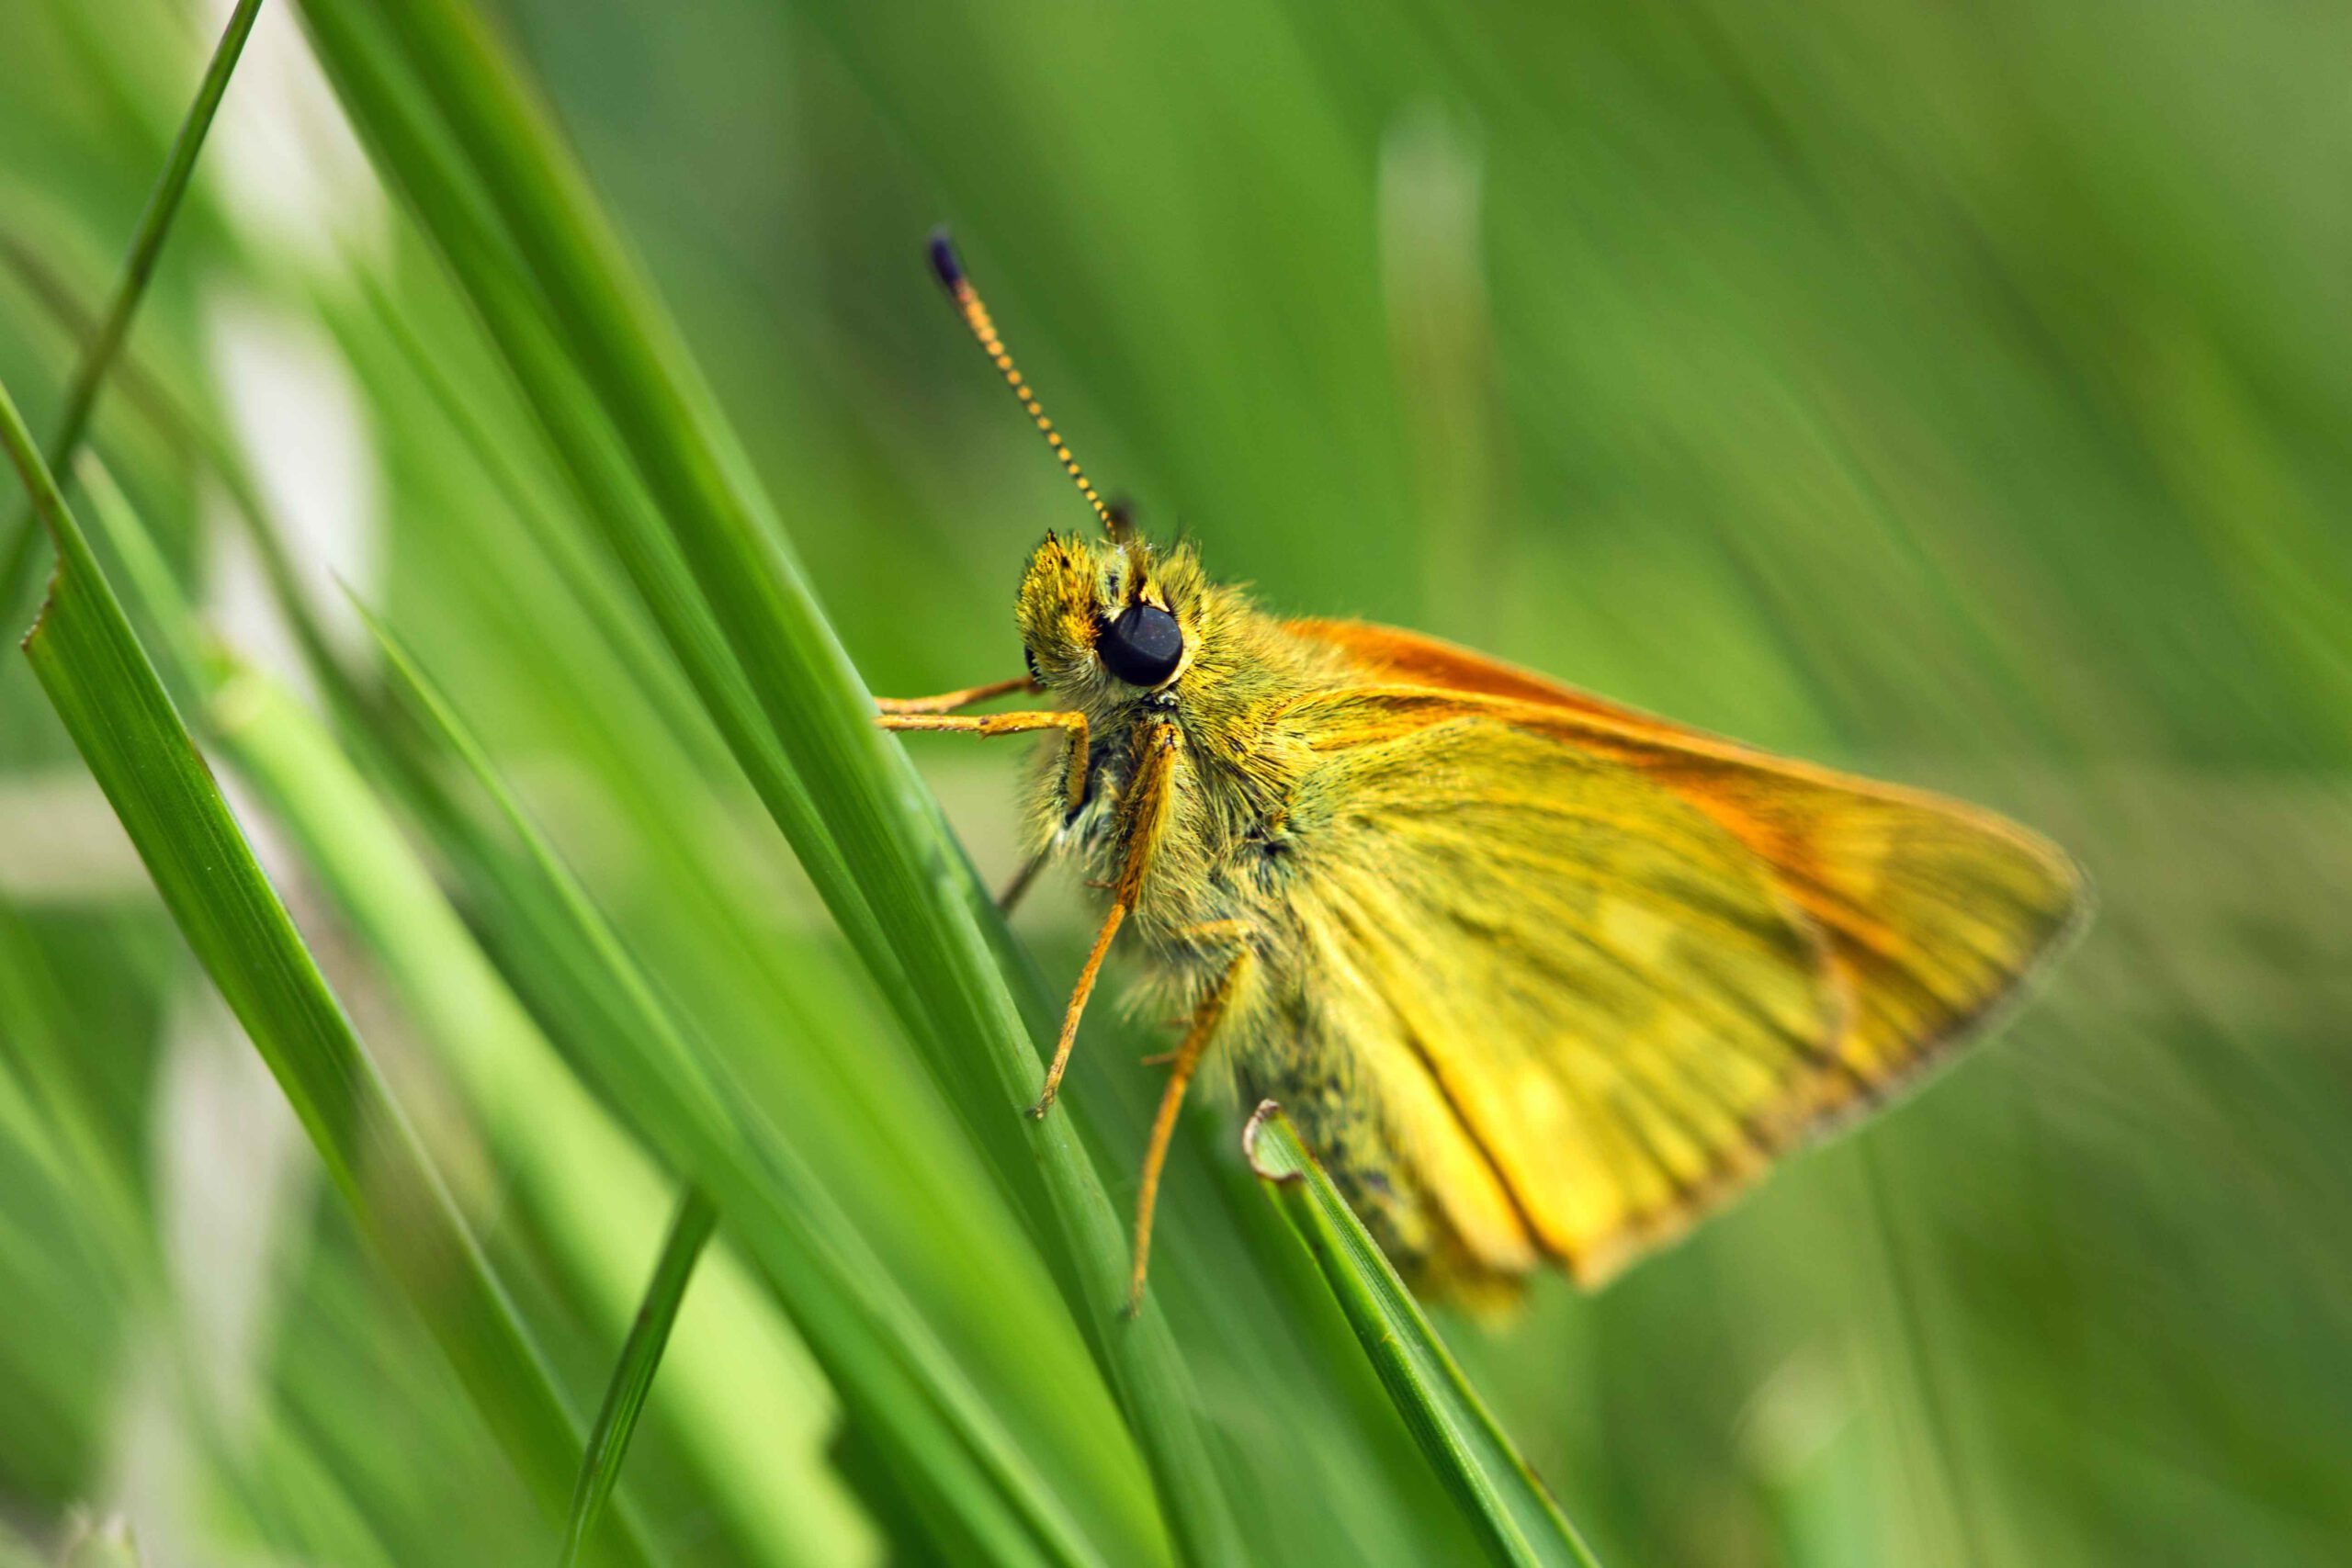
[880,235,2086,1310]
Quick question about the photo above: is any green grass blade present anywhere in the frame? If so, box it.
[356,606,1117,1568]
[290,0,899,1011]
[0,0,265,626]
[74,455,204,694]
[294,2,1239,1557]
[0,376,653,1568]
[1242,1104,1604,1568]
[207,657,843,1565]
[562,1188,718,1568]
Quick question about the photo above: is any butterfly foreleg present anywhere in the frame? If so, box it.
[1127,941,1255,1314]
[872,675,1040,714]
[876,705,1090,811]
[1029,722,1179,1119]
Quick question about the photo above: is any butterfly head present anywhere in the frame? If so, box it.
[1017,531,1209,701]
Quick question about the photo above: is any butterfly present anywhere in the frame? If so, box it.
[878,233,2087,1312]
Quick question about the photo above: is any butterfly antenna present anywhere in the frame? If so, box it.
[929,230,1125,539]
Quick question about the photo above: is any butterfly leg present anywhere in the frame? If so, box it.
[875,707,1091,812]
[872,674,1039,714]
[1029,723,1179,1118]
[1127,942,1254,1315]
[876,683,1085,914]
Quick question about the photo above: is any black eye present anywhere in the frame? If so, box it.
[1098,602,1184,686]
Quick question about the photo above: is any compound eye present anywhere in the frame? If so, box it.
[1098,602,1184,686]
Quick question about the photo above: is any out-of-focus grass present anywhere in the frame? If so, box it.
[4,0,2351,1564]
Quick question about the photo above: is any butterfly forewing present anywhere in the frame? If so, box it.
[1268,623,2084,1287]
[1270,693,1846,1282]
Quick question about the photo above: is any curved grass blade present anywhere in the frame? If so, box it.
[17,223,1158,1563]
[1243,1104,1604,1568]
[0,0,266,626]
[357,605,1117,1568]
[562,1188,718,1568]
[0,378,654,1568]
[209,660,864,1566]
[290,1,1238,1557]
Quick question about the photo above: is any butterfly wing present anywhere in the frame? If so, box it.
[1285,617,1716,735]
[1264,624,2084,1287]
[1266,701,1845,1285]
[1286,621,2090,1085]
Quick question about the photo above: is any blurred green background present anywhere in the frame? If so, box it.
[3,0,2349,1563]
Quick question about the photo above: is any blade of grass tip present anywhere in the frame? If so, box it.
[561,1187,718,1568]
[0,377,655,1568]
[320,4,1236,1556]
[1242,1103,1605,1568]
[0,0,266,627]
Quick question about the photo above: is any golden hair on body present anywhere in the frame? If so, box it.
[879,233,2086,1312]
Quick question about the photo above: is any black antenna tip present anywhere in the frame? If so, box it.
[926,229,965,292]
